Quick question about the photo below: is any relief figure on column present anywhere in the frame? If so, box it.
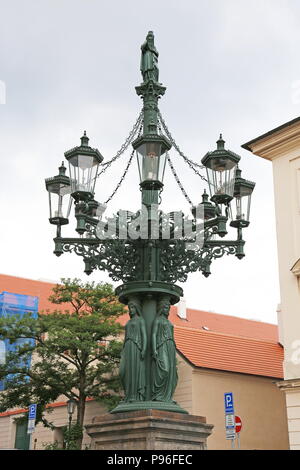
[120,299,147,402]
[151,296,178,402]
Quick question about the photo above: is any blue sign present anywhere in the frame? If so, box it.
[29,404,37,420]
[224,392,234,414]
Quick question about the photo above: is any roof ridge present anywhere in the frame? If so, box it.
[172,307,277,327]
[0,273,57,285]
[174,324,281,345]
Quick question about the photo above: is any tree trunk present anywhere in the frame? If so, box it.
[76,395,86,449]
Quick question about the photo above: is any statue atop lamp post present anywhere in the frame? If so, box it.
[140,30,159,83]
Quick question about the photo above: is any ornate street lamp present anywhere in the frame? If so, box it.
[64,131,103,202]
[66,399,77,449]
[45,162,71,228]
[134,135,171,186]
[230,167,255,228]
[201,134,240,205]
[45,32,255,415]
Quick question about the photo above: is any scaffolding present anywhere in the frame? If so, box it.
[0,292,39,391]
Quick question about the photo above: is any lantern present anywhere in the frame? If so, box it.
[67,399,77,417]
[201,135,240,205]
[230,167,255,228]
[132,135,171,185]
[192,190,216,220]
[64,131,103,201]
[45,162,71,225]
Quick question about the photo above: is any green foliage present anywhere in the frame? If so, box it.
[42,424,91,451]
[0,278,126,448]
[62,423,83,450]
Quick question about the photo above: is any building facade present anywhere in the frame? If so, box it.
[243,117,300,449]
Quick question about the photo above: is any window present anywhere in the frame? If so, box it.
[14,422,30,450]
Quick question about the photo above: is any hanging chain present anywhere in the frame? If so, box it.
[158,122,193,206]
[101,109,207,205]
[104,149,135,204]
[158,111,208,183]
[97,110,143,178]
[166,153,194,207]
[104,122,143,204]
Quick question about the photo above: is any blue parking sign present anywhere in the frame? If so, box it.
[224,393,234,414]
[29,404,37,420]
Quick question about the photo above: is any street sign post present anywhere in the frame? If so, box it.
[27,404,37,450]
[27,419,35,434]
[235,415,242,449]
[28,404,37,421]
[225,414,235,428]
[224,392,234,414]
[224,393,236,448]
[235,415,242,433]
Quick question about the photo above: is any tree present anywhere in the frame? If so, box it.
[0,278,126,449]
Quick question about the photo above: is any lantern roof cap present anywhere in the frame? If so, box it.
[58,161,67,175]
[196,190,216,219]
[217,133,225,149]
[201,134,241,167]
[45,163,70,191]
[132,134,171,154]
[234,167,256,196]
[64,131,103,163]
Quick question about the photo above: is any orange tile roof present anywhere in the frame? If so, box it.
[0,274,282,378]
[175,326,283,378]
[168,306,278,342]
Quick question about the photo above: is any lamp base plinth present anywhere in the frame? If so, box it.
[110,400,188,414]
[85,409,213,450]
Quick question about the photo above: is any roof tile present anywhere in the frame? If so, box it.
[175,326,283,378]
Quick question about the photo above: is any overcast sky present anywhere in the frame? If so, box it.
[1,0,300,324]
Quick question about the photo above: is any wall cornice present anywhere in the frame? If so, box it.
[276,378,300,392]
[242,118,300,160]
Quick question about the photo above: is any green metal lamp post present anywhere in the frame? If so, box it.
[45,32,255,414]
[66,399,77,449]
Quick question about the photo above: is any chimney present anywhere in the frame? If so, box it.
[177,298,187,320]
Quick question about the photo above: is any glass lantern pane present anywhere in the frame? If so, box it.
[207,167,236,199]
[90,165,99,194]
[69,160,99,194]
[158,153,167,182]
[246,194,252,221]
[230,194,251,223]
[46,181,70,196]
[143,154,159,180]
[49,192,71,219]
[209,157,236,172]
[236,196,242,219]
[69,154,98,169]
[239,194,251,221]
[136,142,165,182]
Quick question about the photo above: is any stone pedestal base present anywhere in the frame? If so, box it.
[86,409,213,450]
